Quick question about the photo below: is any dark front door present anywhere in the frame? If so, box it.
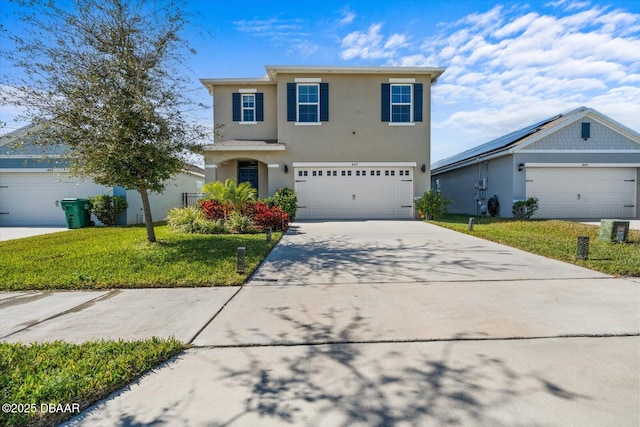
[238,161,258,192]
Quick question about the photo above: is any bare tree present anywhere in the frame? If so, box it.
[1,0,206,242]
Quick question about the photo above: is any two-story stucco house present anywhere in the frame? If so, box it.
[200,65,445,220]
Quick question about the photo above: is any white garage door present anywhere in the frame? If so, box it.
[0,172,110,226]
[294,164,414,219]
[526,167,636,219]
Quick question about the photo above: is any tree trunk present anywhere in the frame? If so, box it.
[138,184,156,243]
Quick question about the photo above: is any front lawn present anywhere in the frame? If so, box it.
[0,338,184,427]
[430,214,640,277]
[0,225,282,290]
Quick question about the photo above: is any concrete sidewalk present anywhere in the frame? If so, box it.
[1,288,239,344]
[2,221,637,426]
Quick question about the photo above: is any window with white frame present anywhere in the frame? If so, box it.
[242,94,255,122]
[297,84,319,123]
[391,84,412,123]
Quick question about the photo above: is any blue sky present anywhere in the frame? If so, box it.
[2,0,639,163]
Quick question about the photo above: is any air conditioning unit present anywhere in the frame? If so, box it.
[598,219,630,243]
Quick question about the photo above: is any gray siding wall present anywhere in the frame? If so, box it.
[433,155,514,216]
[523,119,639,150]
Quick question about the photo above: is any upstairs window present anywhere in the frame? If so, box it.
[287,82,329,123]
[242,94,255,122]
[381,82,423,124]
[391,85,412,123]
[232,91,264,123]
[298,84,319,123]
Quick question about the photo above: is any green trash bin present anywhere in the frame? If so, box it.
[61,198,91,229]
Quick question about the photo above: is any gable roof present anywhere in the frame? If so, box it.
[431,106,640,174]
[0,123,203,173]
[200,65,446,93]
[0,123,68,157]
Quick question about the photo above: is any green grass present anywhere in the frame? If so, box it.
[0,225,282,290]
[431,214,640,276]
[0,338,184,427]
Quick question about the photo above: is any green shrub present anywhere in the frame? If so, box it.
[272,187,297,221]
[415,190,451,220]
[167,206,201,233]
[195,218,225,234]
[167,207,226,234]
[512,197,539,219]
[88,195,128,226]
[227,211,255,234]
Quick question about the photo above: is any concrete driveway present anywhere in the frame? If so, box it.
[0,226,69,241]
[3,220,637,426]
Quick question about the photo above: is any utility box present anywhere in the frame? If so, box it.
[599,219,630,243]
[61,198,91,229]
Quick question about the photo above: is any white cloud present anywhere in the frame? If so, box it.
[332,2,639,160]
[340,23,409,60]
[232,17,315,56]
[337,6,356,26]
[397,3,640,160]
[546,0,592,12]
[493,13,538,38]
[384,33,409,50]
[233,18,306,36]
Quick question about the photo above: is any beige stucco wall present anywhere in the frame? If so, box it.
[212,83,277,142]
[275,73,431,166]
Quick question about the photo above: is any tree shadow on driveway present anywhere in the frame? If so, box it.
[212,309,596,427]
[80,308,639,427]
[250,233,528,285]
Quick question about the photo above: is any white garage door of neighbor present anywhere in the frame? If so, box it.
[295,165,414,219]
[526,167,636,219]
[0,173,109,226]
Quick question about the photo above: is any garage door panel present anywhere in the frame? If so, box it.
[526,167,636,219]
[0,173,110,226]
[295,166,414,220]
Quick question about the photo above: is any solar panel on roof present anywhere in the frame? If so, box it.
[431,114,564,171]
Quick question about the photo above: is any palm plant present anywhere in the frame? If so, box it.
[202,178,257,213]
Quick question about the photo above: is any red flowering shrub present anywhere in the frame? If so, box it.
[245,201,289,231]
[199,199,229,220]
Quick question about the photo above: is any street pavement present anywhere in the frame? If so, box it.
[1,221,638,426]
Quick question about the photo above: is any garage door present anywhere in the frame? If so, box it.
[294,164,414,219]
[0,173,109,226]
[526,167,636,218]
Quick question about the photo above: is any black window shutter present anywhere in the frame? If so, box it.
[256,93,264,121]
[232,93,241,122]
[413,83,423,122]
[287,83,296,121]
[581,122,590,139]
[381,83,390,122]
[320,83,329,121]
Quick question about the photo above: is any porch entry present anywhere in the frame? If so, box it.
[237,161,258,192]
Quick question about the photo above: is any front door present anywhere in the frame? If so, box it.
[238,161,259,192]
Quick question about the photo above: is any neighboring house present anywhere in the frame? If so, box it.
[200,65,445,219]
[0,124,204,226]
[431,107,640,219]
